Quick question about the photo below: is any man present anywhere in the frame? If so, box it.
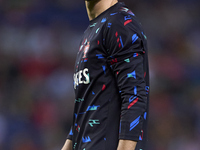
[62,0,149,150]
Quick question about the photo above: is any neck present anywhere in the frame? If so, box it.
[85,0,118,21]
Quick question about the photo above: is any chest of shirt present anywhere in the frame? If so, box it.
[73,24,109,90]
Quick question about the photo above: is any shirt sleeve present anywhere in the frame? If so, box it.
[67,126,73,140]
[104,14,147,141]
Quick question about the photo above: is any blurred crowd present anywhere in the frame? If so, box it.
[0,0,200,150]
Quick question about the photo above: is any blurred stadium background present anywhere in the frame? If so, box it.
[0,0,200,150]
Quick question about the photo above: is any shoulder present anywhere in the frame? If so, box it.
[105,7,143,34]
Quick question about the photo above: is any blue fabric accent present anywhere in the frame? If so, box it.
[132,34,138,44]
[134,86,137,95]
[144,112,147,120]
[127,70,136,79]
[119,36,124,47]
[69,129,73,135]
[82,136,91,143]
[96,54,104,59]
[130,116,140,131]
[101,18,107,23]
